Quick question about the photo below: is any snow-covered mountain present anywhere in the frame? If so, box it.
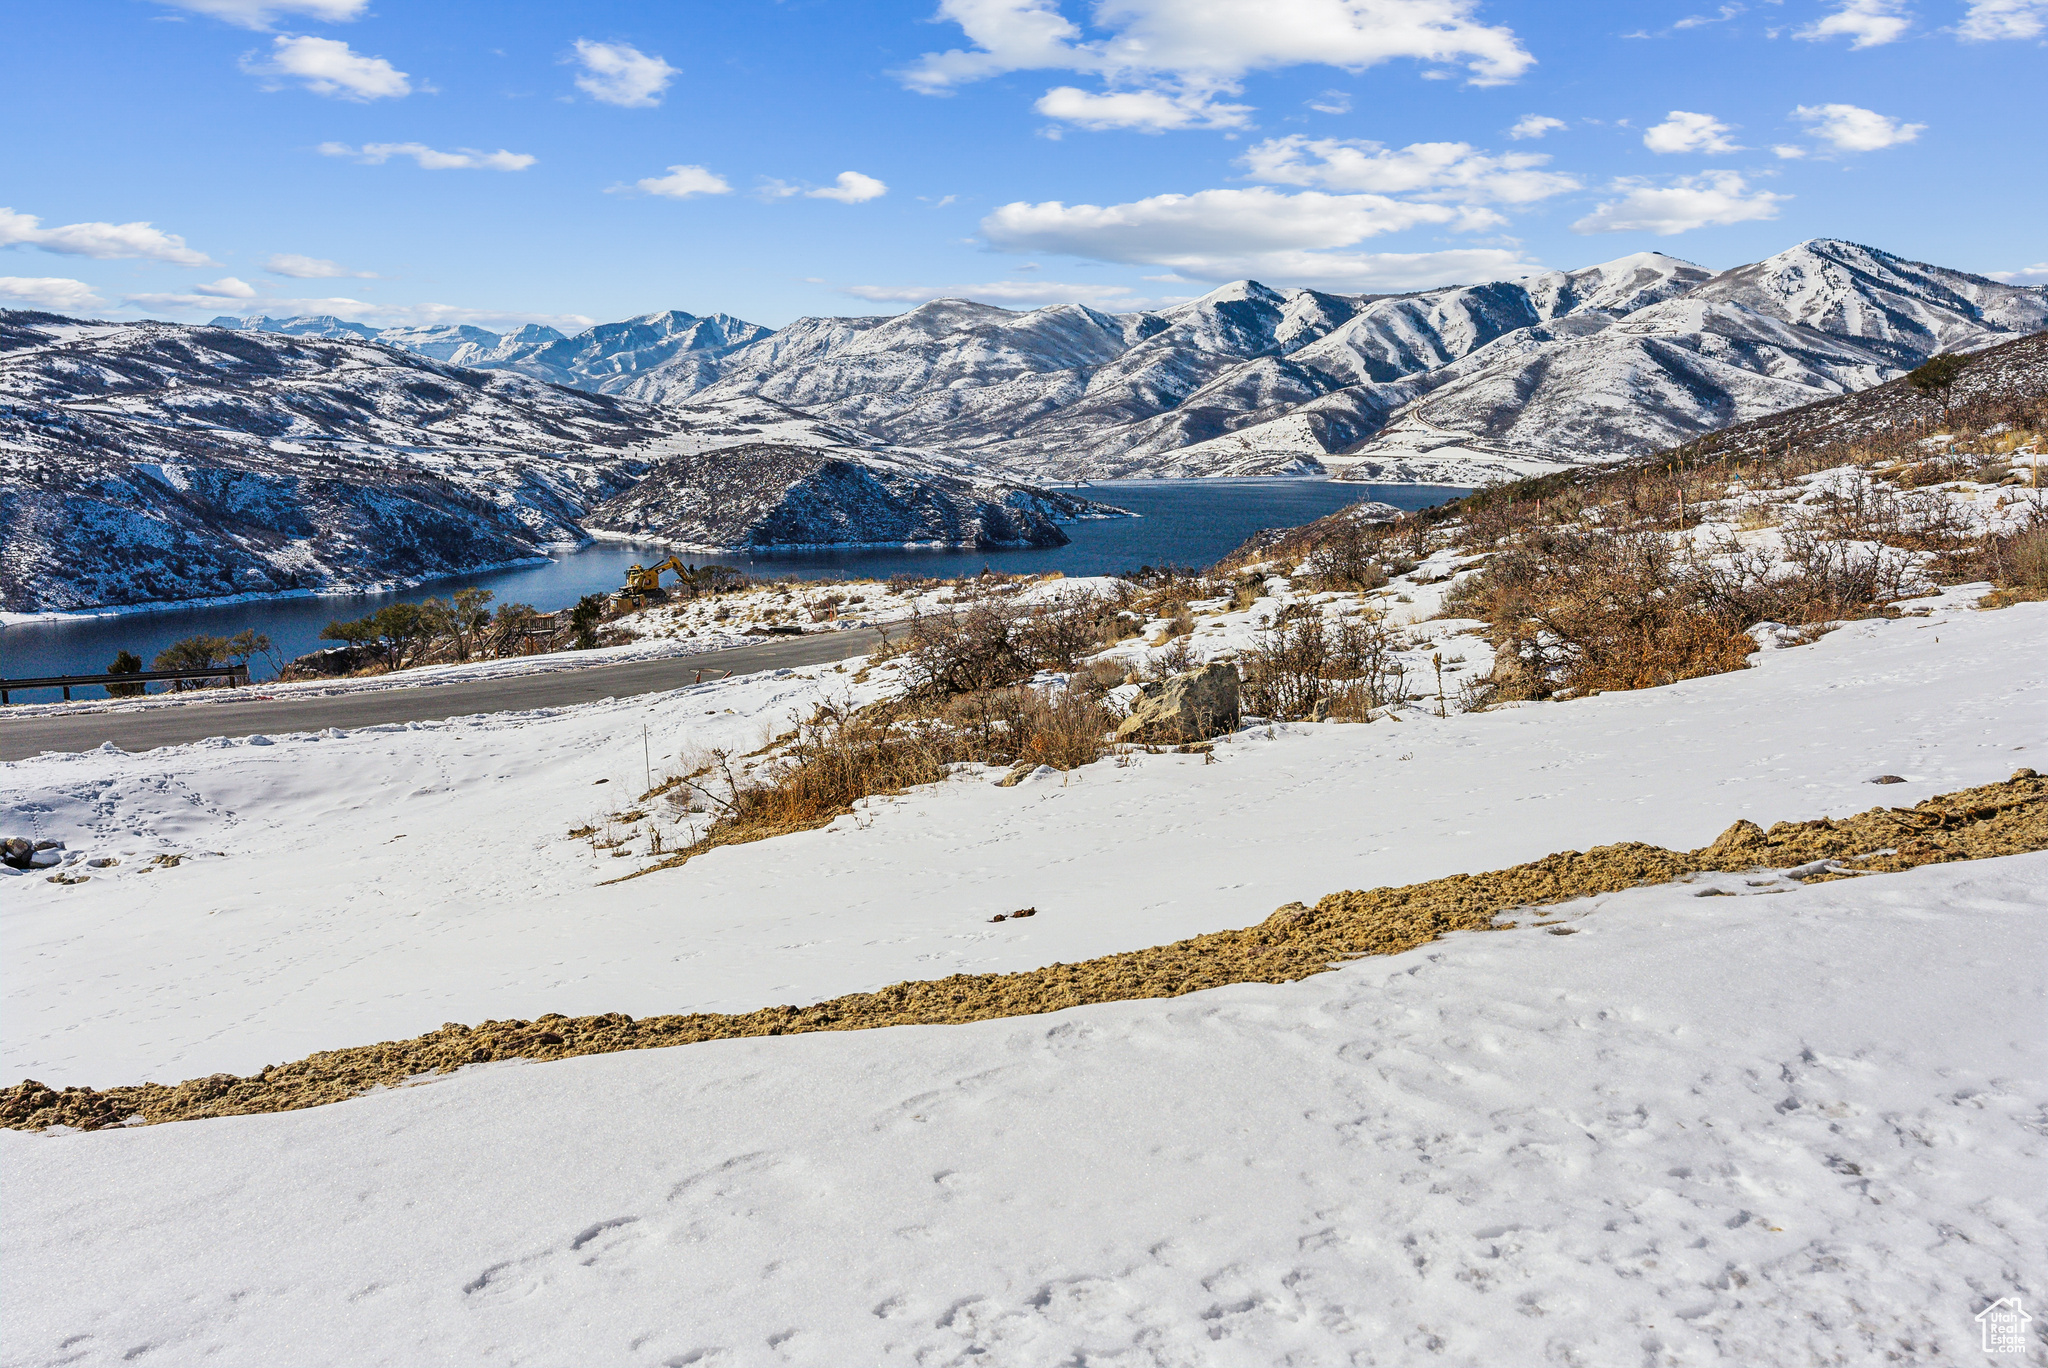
[0,315,1104,613]
[215,309,773,396]
[1651,326,2048,467]
[1326,240,2048,484]
[712,243,2035,484]
[666,255,1722,480]
[620,240,2042,484]
[211,240,2044,486]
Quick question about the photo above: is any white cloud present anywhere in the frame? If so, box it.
[906,0,1534,90]
[247,35,410,99]
[1307,90,1352,114]
[619,165,734,198]
[1572,171,1788,235]
[152,0,367,29]
[263,252,375,279]
[1673,3,1747,28]
[0,206,213,265]
[986,187,1459,259]
[1642,110,1744,155]
[1792,102,1925,150]
[806,171,890,204]
[757,172,889,203]
[1190,246,1533,291]
[193,277,259,298]
[1986,262,2048,284]
[1796,0,1912,47]
[902,0,1532,132]
[1241,135,1579,205]
[1035,86,1252,130]
[1772,144,1809,158]
[1507,114,1566,140]
[978,186,1533,288]
[840,280,1152,307]
[0,277,107,312]
[319,142,536,171]
[1958,0,2048,38]
[570,39,678,108]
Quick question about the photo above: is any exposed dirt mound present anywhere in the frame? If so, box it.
[8,773,2042,1134]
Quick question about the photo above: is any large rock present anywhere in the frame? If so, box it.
[1115,662,1241,743]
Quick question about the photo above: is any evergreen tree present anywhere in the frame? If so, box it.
[106,649,145,697]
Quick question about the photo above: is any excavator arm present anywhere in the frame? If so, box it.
[621,556,697,601]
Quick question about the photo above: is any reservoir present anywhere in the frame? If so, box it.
[1,479,1465,695]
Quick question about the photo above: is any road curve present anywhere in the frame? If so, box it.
[0,628,884,762]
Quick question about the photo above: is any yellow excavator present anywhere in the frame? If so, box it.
[616,557,746,609]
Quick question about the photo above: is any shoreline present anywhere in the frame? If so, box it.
[0,551,572,629]
[3,479,1458,626]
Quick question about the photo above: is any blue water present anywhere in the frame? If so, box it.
[0,480,1463,696]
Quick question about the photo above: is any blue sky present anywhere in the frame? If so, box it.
[4,0,2043,331]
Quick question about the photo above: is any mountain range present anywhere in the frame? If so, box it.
[9,237,2041,614]
[219,239,2047,486]
[0,317,1109,614]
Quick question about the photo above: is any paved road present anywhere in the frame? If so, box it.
[0,628,884,761]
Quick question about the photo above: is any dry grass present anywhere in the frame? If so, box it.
[1450,531,1763,700]
[10,772,2039,1134]
[1975,522,2048,607]
[583,593,1146,877]
[614,685,1117,883]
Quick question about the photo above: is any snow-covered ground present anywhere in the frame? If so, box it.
[2,555,2043,1363]
[4,851,2042,1367]
[4,585,2039,1090]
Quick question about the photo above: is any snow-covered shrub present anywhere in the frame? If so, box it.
[1689,529,1914,626]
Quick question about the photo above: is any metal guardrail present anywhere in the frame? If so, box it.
[1,664,250,704]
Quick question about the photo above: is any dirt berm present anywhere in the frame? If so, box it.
[7,772,2042,1133]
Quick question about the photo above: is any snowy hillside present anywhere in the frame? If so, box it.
[2,579,2042,1363]
[0,319,1100,613]
[1331,240,2048,483]
[0,313,675,613]
[1662,319,2048,464]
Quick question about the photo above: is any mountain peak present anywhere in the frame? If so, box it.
[1185,280,1285,309]
[1694,237,2048,348]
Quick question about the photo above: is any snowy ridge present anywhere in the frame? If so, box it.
[215,308,774,395]
[663,262,1710,479]
[1657,324,2048,463]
